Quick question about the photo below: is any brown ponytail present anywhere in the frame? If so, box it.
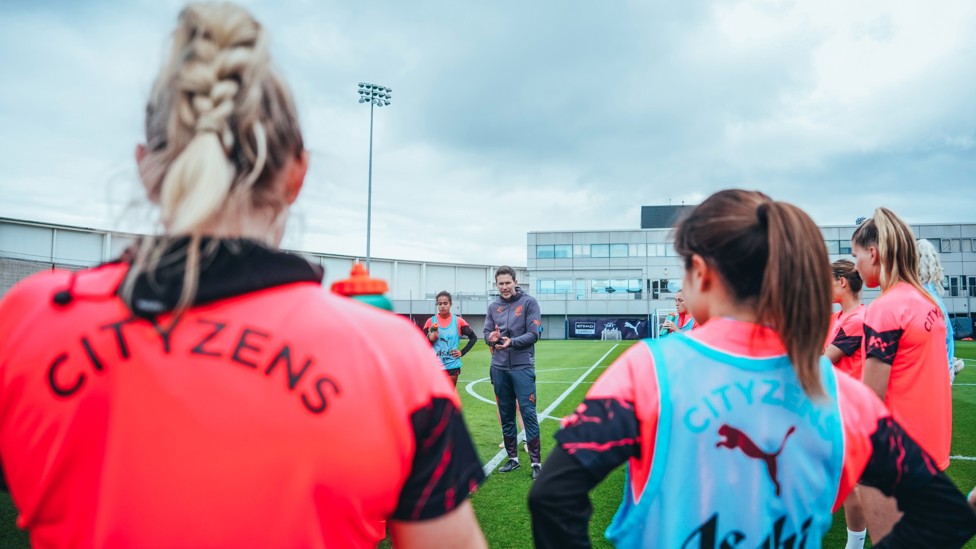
[674,190,831,397]
[851,207,936,307]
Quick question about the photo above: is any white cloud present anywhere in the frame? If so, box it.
[2,0,975,268]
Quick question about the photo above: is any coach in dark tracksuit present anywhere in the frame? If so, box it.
[485,265,543,479]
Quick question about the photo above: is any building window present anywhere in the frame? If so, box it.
[926,238,941,252]
[574,244,589,258]
[537,279,572,294]
[825,240,840,255]
[591,279,610,293]
[591,244,610,258]
[949,276,960,297]
[839,241,852,255]
[536,245,554,259]
[941,239,960,253]
[629,243,645,257]
[648,244,666,257]
[970,276,976,297]
[665,243,678,256]
[610,244,629,258]
[553,244,572,258]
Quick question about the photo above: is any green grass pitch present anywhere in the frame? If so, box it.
[2,340,975,548]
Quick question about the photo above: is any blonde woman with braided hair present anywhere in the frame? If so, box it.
[0,4,486,548]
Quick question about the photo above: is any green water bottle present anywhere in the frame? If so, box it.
[330,262,393,311]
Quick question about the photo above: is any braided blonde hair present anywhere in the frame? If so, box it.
[124,2,304,315]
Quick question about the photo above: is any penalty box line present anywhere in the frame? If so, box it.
[479,344,620,478]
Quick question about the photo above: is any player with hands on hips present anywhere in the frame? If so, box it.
[423,291,478,386]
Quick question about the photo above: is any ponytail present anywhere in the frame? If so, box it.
[122,3,304,319]
[757,202,831,397]
[674,190,829,397]
[852,208,936,307]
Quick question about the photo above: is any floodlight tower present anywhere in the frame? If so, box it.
[357,82,392,272]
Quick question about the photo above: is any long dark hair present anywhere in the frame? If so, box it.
[674,190,831,397]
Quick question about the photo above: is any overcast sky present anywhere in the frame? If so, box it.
[2,0,975,267]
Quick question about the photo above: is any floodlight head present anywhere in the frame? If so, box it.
[384,100,390,105]
[359,98,366,103]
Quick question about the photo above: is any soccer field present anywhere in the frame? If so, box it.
[2,340,974,548]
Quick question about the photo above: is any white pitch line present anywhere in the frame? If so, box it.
[951,455,976,461]
[464,379,597,406]
[535,366,599,373]
[464,377,496,405]
[481,344,619,478]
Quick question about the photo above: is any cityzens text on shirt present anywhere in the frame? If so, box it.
[45,315,341,415]
[682,378,837,440]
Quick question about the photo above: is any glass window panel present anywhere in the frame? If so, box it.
[553,244,572,258]
[629,243,645,257]
[536,245,554,259]
[538,279,555,294]
[591,279,609,293]
[963,239,973,252]
[825,240,840,255]
[591,244,610,258]
[609,243,628,257]
[574,244,589,258]
[949,277,960,297]
[665,243,677,256]
[839,242,852,255]
[554,279,573,294]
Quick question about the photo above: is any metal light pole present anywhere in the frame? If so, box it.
[357,82,392,272]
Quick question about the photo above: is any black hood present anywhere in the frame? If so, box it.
[129,237,323,318]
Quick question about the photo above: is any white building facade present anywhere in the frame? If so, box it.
[3,215,974,340]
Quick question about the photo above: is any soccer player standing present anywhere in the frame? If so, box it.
[529,190,976,548]
[852,209,953,544]
[485,266,544,479]
[0,4,486,547]
[424,290,478,386]
[825,259,868,548]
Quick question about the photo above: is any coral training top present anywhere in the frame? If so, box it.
[0,241,483,548]
[864,282,951,470]
[826,305,866,380]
